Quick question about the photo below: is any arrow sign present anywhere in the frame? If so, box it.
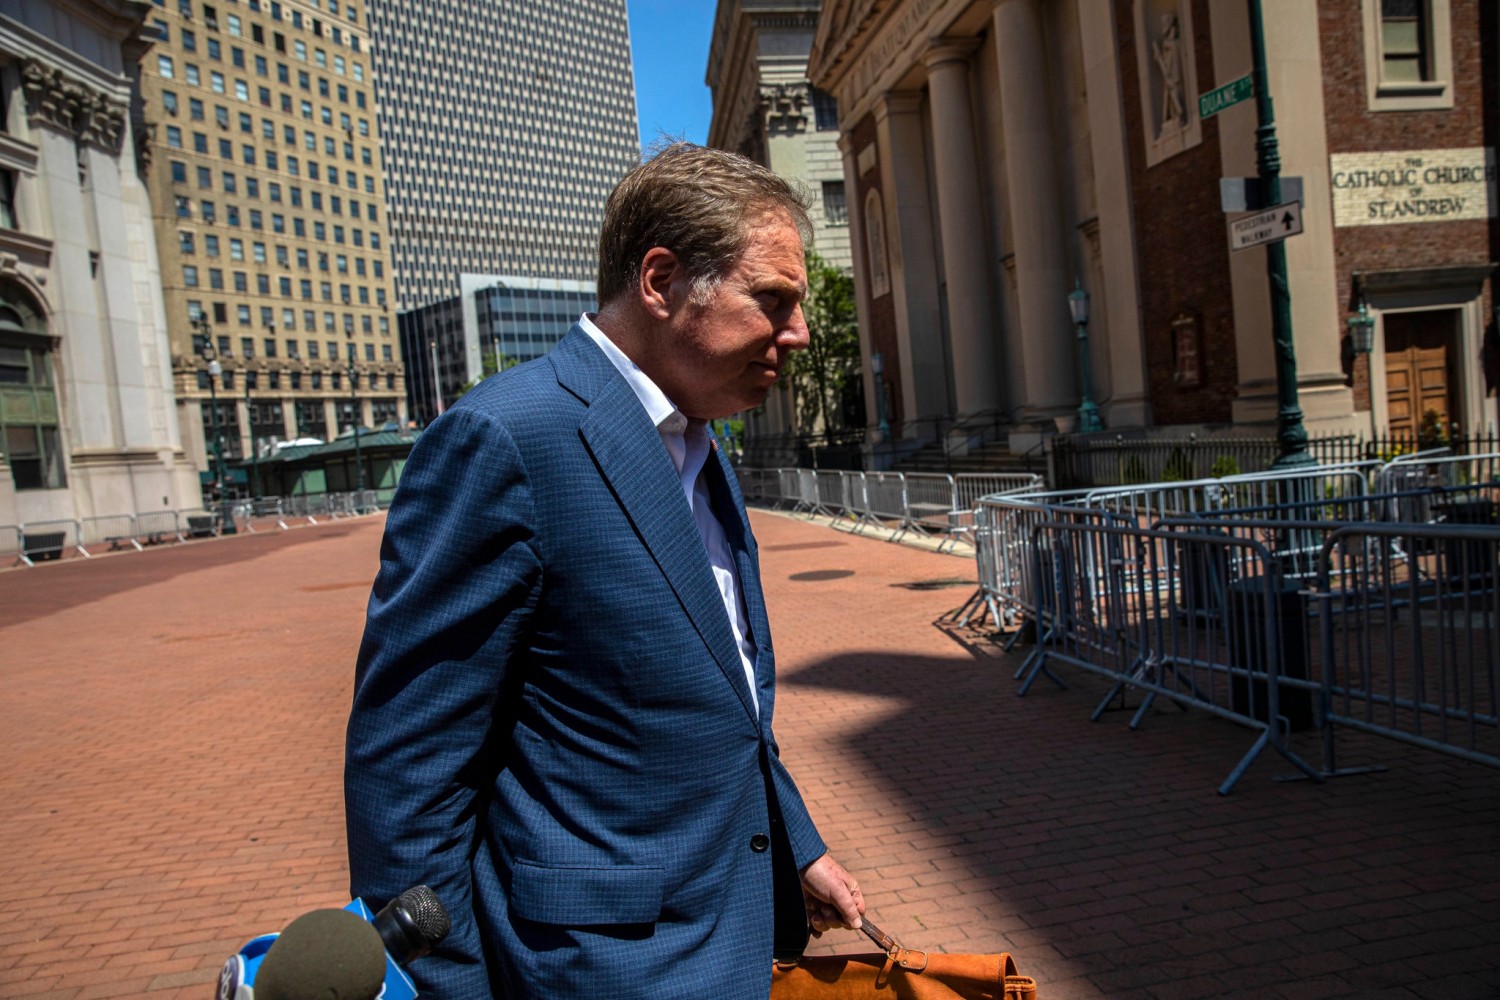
[1228,201,1304,252]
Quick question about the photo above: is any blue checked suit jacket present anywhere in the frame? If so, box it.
[346,326,827,999]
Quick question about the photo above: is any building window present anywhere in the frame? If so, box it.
[810,87,839,131]
[158,54,175,78]
[0,295,65,490]
[0,171,17,230]
[822,181,847,226]
[1363,0,1452,110]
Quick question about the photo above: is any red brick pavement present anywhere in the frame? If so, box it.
[1,512,1497,999]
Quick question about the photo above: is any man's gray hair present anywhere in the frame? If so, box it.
[597,142,811,307]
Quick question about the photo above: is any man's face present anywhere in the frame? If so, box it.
[652,213,810,421]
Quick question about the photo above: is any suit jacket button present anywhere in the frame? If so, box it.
[750,833,770,852]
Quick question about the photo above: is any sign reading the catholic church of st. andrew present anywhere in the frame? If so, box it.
[1329,147,1497,226]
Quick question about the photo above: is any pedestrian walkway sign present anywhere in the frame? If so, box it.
[1228,201,1303,252]
[1199,75,1254,119]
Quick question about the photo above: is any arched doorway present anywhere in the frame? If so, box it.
[0,285,65,491]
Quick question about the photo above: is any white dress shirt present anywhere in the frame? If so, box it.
[579,314,759,715]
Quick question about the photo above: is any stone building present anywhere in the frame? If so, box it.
[807,0,1497,464]
[707,0,859,460]
[137,0,406,494]
[0,0,200,528]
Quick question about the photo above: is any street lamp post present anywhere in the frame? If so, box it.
[1067,279,1104,433]
[195,317,237,535]
[1348,299,1377,455]
[428,337,443,421]
[1250,0,1313,468]
[346,334,366,496]
[870,351,891,440]
[243,368,261,499]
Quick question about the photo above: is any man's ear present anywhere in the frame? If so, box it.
[638,247,680,321]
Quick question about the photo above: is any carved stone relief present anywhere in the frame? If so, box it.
[1132,0,1201,168]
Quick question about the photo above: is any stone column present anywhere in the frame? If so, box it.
[874,91,951,433]
[837,133,881,443]
[994,0,1074,420]
[1077,3,1152,428]
[923,39,1002,419]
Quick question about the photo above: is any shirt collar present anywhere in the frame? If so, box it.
[578,312,687,435]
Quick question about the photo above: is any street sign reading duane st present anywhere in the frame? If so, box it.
[1228,201,1304,252]
[1199,75,1254,120]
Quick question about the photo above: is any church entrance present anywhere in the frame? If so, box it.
[1383,309,1461,442]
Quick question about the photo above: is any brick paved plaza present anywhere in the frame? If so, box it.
[2,512,1497,999]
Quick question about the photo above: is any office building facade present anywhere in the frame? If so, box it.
[138,0,405,494]
[400,274,595,427]
[0,0,201,528]
[366,0,640,311]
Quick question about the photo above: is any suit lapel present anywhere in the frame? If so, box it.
[702,440,776,729]
[558,331,760,726]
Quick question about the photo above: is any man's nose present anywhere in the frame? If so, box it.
[782,305,811,351]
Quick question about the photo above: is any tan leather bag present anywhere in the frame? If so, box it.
[770,920,1037,1000]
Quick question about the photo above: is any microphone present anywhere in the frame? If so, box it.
[217,885,451,1000]
[254,908,385,1000]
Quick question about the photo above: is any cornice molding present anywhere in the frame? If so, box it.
[20,60,128,154]
[758,80,810,134]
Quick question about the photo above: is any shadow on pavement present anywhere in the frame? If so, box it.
[785,645,1500,998]
[0,524,366,627]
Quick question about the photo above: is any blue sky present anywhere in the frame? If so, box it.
[627,0,717,151]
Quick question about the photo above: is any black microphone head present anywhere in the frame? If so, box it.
[254,908,387,1000]
[373,884,451,964]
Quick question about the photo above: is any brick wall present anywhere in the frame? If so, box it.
[1319,0,1496,413]
[1116,0,1238,425]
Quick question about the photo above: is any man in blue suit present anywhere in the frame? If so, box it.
[346,143,863,998]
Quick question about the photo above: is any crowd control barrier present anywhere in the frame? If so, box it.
[1024,519,1323,794]
[5,491,388,568]
[1313,521,1500,776]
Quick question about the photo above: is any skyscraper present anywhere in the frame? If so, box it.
[365,0,640,311]
[138,0,407,492]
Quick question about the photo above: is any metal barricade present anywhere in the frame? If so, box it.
[79,514,141,553]
[776,469,801,510]
[859,471,908,538]
[1032,519,1323,794]
[242,498,289,532]
[954,473,1044,511]
[1083,463,1376,526]
[17,519,85,566]
[0,523,23,565]
[793,469,819,515]
[178,509,222,538]
[902,472,958,538]
[135,510,183,545]
[971,495,1124,643]
[1314,521,1500,776]
[812,470,850,517]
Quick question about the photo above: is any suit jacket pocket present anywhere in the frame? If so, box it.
[509,859,666,926]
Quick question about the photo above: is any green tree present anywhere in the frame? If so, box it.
[788,250,860,434]
[457,351,520,398]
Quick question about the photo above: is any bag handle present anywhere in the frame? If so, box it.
[859,920,929,973]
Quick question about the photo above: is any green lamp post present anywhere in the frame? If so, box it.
[1068,279,1103,433]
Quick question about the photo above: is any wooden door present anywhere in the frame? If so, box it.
[1383,310,1458,441]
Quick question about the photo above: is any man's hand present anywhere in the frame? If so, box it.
[801,854,864,935]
